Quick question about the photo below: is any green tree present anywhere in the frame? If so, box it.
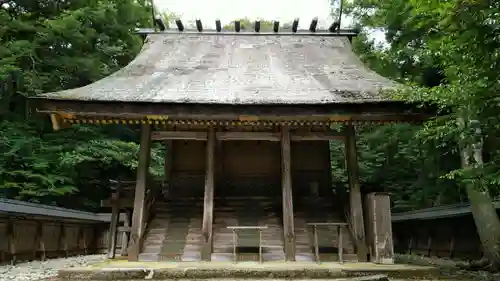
[344,0,500,269]
[0,0,164,210]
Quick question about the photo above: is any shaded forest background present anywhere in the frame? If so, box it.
[0,0,499,214]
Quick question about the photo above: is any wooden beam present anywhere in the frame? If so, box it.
[107,188,121,259]
[291,131,344,141]
[201,128,216,261]
[281,126,296,261]
[50,114,61,131]
[345,124,368,261]
[101,198,133,208]
[151,131,207,140]
[118,226,131,232]
[128,124,152,261]
[152,131,345,142]
[136,28,359,37]
[216,132,280,141]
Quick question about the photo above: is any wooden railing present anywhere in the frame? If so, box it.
[138,186,159,252]
[108,181,160,260]
[306,222,348,264]
[227,226,268,263]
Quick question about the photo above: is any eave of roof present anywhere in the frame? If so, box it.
[0,198,125,222]
[392,201,500,222]
[32,98,432,123]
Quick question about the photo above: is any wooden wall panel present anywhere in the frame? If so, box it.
[170,140,206,196]
[43,223,61,252]
[0,220,7,261]
[219,141,281,196]
[291,141,332,197]
[13,221,37,253]
[169,139,333,197]
[65,225,80,252]
[291,141,329,171]
[222,141,280,176]
[172,140,206,172]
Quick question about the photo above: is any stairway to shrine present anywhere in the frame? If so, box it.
[294,197,357,262]
[211,196,285,261]
[138,196,356,262]
[139,197,204,261]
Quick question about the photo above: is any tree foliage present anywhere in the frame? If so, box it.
[0,0,164,210]
[331,0,500,209]
[342,0,500,267]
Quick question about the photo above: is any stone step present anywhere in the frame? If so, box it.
[138,252,160,261]
[142,244,163,253]
[146,228,169,234]
[143,238,166,246]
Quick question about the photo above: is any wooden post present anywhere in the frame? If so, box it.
[345,124,368,261]
[201,128,215,261]
[164,140,173,197]
[7,219,15,264]
[34,222,43,260]
[121,210,131,256]
[338,225,344,263]
[448,228,455,258]
[107,187,121,259]
[281,126,295,261]
[407,235,413,254]
[39,222,46,260]
[364,192,394,264]
[426,233,433,257]
[128,124,152,261]
[82,227,88,255]
[58,223,68,258]
[313,225,319,263]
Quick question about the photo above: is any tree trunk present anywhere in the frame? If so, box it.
[458,117,500,271]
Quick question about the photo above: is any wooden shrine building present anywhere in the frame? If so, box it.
[30,19,427,263]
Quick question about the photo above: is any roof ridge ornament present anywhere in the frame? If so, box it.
[137,17,358,38]
[255,20,261,32]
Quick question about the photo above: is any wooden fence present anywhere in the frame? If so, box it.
[392,201,500,260]
[0,198,125,264]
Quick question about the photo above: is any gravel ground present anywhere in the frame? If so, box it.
[395,254,500,281]
[0,254,106,281]
[1,254,498,281]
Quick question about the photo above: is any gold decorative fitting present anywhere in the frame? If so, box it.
[57,117,418,127]
[145,115,169,120]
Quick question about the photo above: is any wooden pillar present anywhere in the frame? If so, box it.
[107,187,121,259]
[281,126,295,261]
[345,124,368,261]
[128,124,152,261]
[120,210,131,256]
[164,140,173,196]
[201,128,215,261]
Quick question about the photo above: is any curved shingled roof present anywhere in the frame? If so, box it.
[39,33,398,105]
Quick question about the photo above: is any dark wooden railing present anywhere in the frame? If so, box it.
[105,181,160,260]
[307,222,348,264]
[227,226,268,263]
